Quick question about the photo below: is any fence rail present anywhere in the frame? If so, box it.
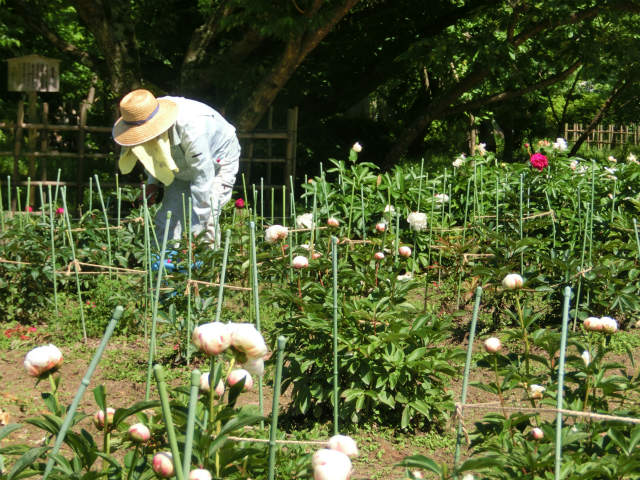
[0,99,297,207]
[564,123,640,148]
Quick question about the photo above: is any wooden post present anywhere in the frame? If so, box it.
[41,102,49,182]
[285,107,298,189]
[76,101,89,206]
[27,91,38,206]
[12,101,25,210]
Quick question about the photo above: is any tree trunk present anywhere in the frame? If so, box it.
[235,0,361,131]
[568,81,627,156]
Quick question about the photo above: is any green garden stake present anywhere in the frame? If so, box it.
[346,182,356,241]
[633,219,640,259]
[142,185,153,341]
[249,221,264,419]
[495,176,499,236]
[25,177,31,213]
[610,178,617,224]
[271,187,275,223]
[545,191,557,257]
[311,182,318,248]
[154,364,185,480]
[331,236,340,435]
[42,306,124,480]
[215,230,232,323]
[94,175,113,277]
[16,186,23,230]
[519,174,524,275]
[47,185,59,317]
[304,174,309,208]
[117,186,122,249]
[61,187,87,342]
[360,185,366,241]
[289,175,297,239]
[267,336,287,480]
[252,184,258,224]
[242,173,248,211]
[6,176,11,220]
[453,287,483,471]
[88,176,93,213]
[39,183,45,217]
[0,180,5,232]
[183,369,201,475]
[416,158,424,212]
[282,185,286,226]
[146,211,172,401]
[589,160,595,266]
[260,177,264,230]
[186,197,193,364]
[555,286,572,480]
[53,169,61,204]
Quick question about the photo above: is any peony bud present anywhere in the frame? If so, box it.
[230,323,268,358]
[24,344,63,377]
[502,273,524,289]
[374,251,385,261]
[581,350,591,366]
[327,217,340,228]
[375,222,386,233]
[312,252,322,260]
[152,452,174,478]
[192,322,232,356]
[94,407,115,429]
[200,372,225,397]
[292,255,309,269]
[244,357,265,377]
[531,427,544,440]
[484,337,501,353]
[128,423,151,443]
[529,384,545,400]
[227,369,253,391]
[312,448,352,480]
[234,198,245,209]
[600,316,618,333]
[583,317,600,331]
[398,246,412,258]
[189,469,212,480]
[328,434,358,457]
[351,142,362,153]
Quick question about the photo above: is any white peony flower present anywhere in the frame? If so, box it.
[230,323,268,358]
[351,142,363,153]
[552,138,567,151]
[581,350,591,366]
[608,155,617,163]
[397,272,413,282]
[531,427,544,440]
[384,204,395,215]
[529,384,545,399]
[569,160,578,170]
[327,217,340,227]
[476,143,487,155]
[24,344,63,377]
[374,251,385,261]
[328,435,359,457]
[628,153,637,163]
[192,322,232,356]
[312,448,352,480]
[265,225,288,243]
[189,469,212,480]
[292,255,309,269]
[452,154,466,168]
[600,316,618,333]
[296,213,314,229]
[406,212,428,231]
[434,193,449,204]
[398,246,412,258]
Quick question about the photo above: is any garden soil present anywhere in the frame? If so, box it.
[1,332,638,479]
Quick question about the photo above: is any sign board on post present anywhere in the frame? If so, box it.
[7,54,60,92]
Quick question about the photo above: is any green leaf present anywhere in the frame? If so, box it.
[7,446,49,480]
[397,455,442,475]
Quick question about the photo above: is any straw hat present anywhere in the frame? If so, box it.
[112,89,178,146]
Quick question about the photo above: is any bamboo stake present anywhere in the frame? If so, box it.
[331,236,339,435]
[47,185,58,317]
[267,336,287,480]
[554,286,572,480]
[249,221,264,420]
[214,230,232,323]
[93,175,112,277]
[182,369,201,475]
[154,365,185,480]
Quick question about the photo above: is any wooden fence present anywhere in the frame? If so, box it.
[564,123,640,149]
[0,100,297,207]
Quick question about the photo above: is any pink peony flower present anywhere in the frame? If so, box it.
[327,217,340,228]
[24,344,63,377]
[484,337,501,353]
[192,322,232,356]
[374,252,385,261]
[200,372,225,397]
[502,273,523,289]
[227,369,253,391]
[375,222,386,233]
[530,153,548,171]
[55,207,64,215]
[235,198,245,209]
[152,452,174,478]
[128,423,151,443]
[531,427,544,440]
[25,205,33,213]
[398,246,412,258]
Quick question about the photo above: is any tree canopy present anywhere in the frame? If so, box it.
[2,0,640,171]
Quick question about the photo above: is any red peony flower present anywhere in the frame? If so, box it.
[56,207,64,215]
[235,198,245,209]
[25,206,33,213]
[530,153,548,171]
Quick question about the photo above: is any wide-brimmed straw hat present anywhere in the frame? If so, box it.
[112,89,178,146]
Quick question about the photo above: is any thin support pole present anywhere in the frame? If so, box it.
[267,336,287,480]
[47,185,58,317]
[331,236,339,435]
[214,230,232,323]
[182,369,201,475]
[249,222,263,419]
[453,287,483,469]
[145,211,172,401]
[93,175,113,276]
[154,364,185,480]
[554,286,572,480]
[186,197,193,364]
[42,306,124,480]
